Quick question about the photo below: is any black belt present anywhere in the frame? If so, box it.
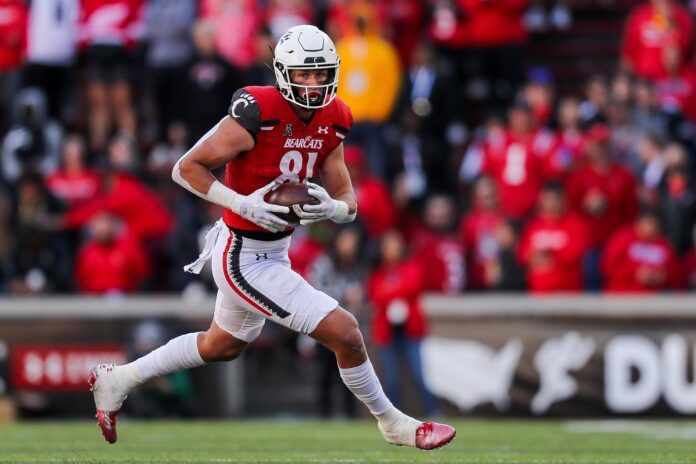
[228,226,293,241]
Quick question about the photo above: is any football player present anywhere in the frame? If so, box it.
[88,25,455,450]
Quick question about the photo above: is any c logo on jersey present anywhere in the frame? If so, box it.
[318,126,329,134]
[231,92,255,118]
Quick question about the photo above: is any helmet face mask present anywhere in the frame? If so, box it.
[273,25,340,110]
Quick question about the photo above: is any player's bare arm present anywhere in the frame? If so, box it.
[172,117,290,233]
[176,116,254,195]
[298,144,357,225]
[317,143,358,215]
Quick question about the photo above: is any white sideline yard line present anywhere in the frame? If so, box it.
[565,420,696,440]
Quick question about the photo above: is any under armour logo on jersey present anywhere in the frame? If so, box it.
[318,126,329,134]
[255,253,268,261]
[283,124,293,136]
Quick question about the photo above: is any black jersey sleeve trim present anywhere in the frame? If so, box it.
[332,123,350,134]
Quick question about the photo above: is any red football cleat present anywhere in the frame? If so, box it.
[415,422,456,450]
[88,367,120,444]
[95,409,119,444]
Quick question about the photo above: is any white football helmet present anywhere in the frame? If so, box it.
[273,25,340,110]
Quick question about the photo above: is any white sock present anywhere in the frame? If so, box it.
[338,359,393,415]
[375,406,421,446]
[131,332,205,385]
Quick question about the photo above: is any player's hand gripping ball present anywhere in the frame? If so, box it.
[265,182,320,226]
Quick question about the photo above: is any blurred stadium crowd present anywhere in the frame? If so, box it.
[0,0,694,303]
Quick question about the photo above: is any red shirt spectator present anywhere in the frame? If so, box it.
[344,145,396,238]
[378,0,424,65]
[45,135,101,206]
[548,128,584,178]
[654,44,696,122]
[460,210,504,289]
[78,0,144,50]
[75,213,150,293]
[64,172,173,241]
[518,185,589,292]
[522,68,554,127]
[46,171,101,206]
[601,213,680,292]
[566,126,638,248]
[411,195,465,294]
[427,0,471,49]
[481,105,555,219]
[412,231,465,294]
[459,177,507,289]
[0,0,27,71]
[288,233,325,278]
[460,0,529,47]
[201,0,262,69]
[367,231,427,346]
[265,0,315,41]
[656,66,696,122]
[621,0,693,80]
[547,97,585,179]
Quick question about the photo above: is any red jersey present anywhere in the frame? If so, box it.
[459,209,505,290]
[411,229,465,294]
[64,173,172,241]
[427,0,471,48]
[601,225,679,292]
[518,213,589,292]
[566,163,638,247]
[481,129,555,219]
[354,176,396,238]
[547,128,585,179]
[367,259,427,346]
[460,0,529,47]
[45,170,101,206]
[655,67,696,122]
[288,235,325,278]
[224,86,352,233]
[78,0,144,49]
[621,2,693,80]
[75,233,150,293]
[0,1,27,71]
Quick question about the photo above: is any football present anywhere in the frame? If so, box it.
[265,182,319,226]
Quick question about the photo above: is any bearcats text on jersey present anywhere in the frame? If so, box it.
[284,137,324,150]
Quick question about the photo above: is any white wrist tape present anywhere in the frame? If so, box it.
[172,153,242,212]
[207,181,242,213]
[331,200,356,223]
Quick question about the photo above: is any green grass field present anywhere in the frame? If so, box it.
[1,419,695,463]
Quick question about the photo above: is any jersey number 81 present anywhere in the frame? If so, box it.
[277,150,318,183]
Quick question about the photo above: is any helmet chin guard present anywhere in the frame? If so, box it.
[273,25,340,110]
